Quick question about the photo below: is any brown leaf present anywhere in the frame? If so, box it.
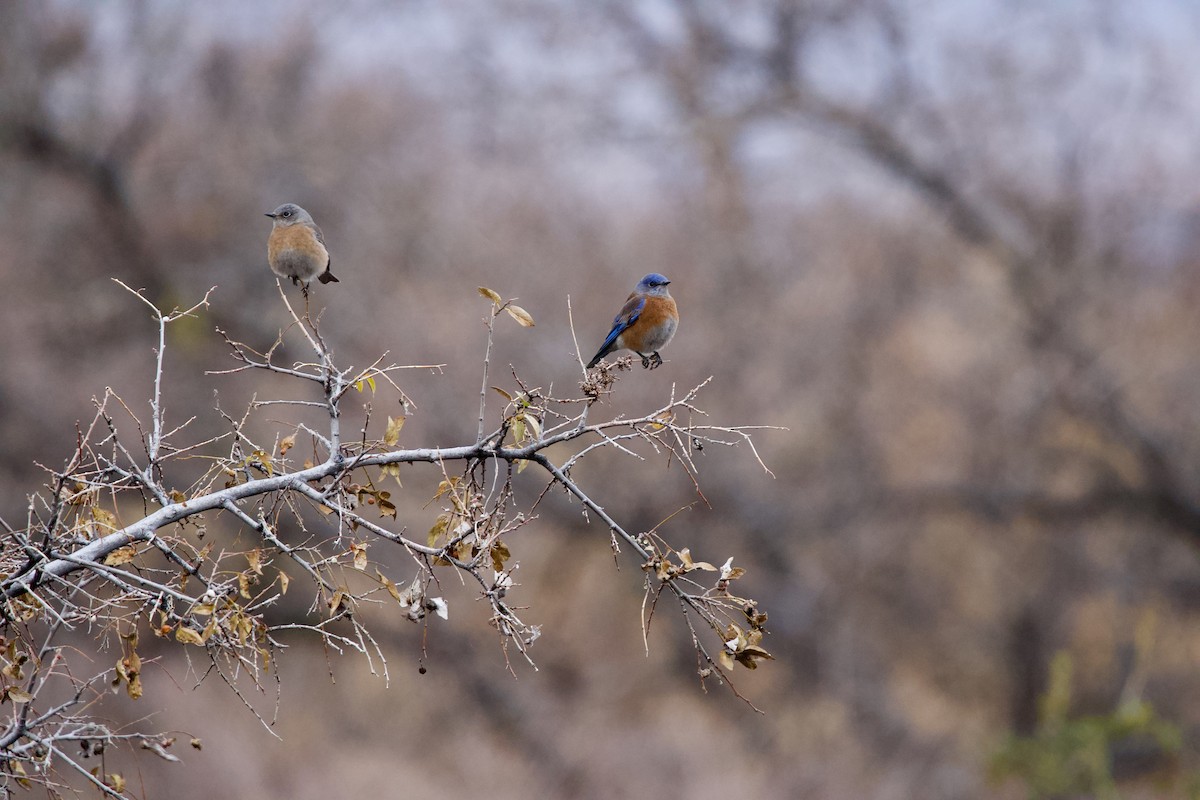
[104,546,138,566]
[478,286,503,305]
[377,569,403,603]
[490,540,511,572]
[350,541,368,571]
[735,644,775,669]
[328,589,348,616]
[279,432,296,456]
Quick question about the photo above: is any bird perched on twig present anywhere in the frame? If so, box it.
[265,203,339,289]
[587,273,679,369]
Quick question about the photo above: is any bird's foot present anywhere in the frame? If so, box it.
[642,352,663,369]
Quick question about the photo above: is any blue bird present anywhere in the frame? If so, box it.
[587,273,679,369]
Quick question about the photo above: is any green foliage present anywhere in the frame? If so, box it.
[989,651,1188,799]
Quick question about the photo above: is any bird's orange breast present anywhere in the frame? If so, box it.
[268,224,327,261]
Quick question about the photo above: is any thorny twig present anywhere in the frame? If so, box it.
[0,286,780,796]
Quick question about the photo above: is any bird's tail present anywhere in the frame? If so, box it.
[586,347,609,369]
[318,270,340,284]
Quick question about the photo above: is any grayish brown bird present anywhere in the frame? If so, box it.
[265,203,339,287]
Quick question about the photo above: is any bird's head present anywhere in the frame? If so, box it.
[265,203,312,226]
[636,273,672,295]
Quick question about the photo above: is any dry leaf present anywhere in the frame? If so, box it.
[6,687,31,704]
[175,627,205,646]
[104,546,138,567]
[505,304,535,327]
[384,415,405,447]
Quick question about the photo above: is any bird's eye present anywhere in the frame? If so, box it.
[282,210,292,217]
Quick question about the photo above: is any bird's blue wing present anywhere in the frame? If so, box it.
[599,295,645,353]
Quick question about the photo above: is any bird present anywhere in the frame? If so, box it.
[265,203,339,288]
[587,273,679,370]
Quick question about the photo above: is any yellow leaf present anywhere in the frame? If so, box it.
[492,386,513,402]
[279,433,296,456]
[278,571,290,594]
[516,458,530,473]
[104,546,138,566]
[384,415,405,447]
[107,774,125,793]
[648,410,675,431]
[478,286,503,305]
[175,627,205,646]
[523,413,541,441]
[190,738,203,750]
[428,514,450,547]
[505,304,535,327]
[251,449,273,476]
[367,375,377,392]
[92,507,118,533]
[246,548,263,575]
[192,602,215,616]
[381,463,402,487]
[169,489,186,503]
[512,417,526,445]
[11,759,29,787]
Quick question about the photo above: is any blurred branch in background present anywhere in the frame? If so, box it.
[5,0,1200,797]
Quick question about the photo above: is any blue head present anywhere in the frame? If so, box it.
[636,273,672,295]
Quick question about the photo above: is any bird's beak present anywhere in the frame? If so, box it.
[664,280,671,285]
[264,212,276,218]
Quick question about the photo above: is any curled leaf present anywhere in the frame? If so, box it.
[350,541,368,571]
[478,286,503,305]
[175,626,205,646]
[505,304,535,327]
[6,687,32,704]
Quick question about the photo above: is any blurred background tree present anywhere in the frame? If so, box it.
[3,1,1200,797]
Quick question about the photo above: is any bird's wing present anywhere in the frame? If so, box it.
[310,223,331,268]
[599,293,645,352]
